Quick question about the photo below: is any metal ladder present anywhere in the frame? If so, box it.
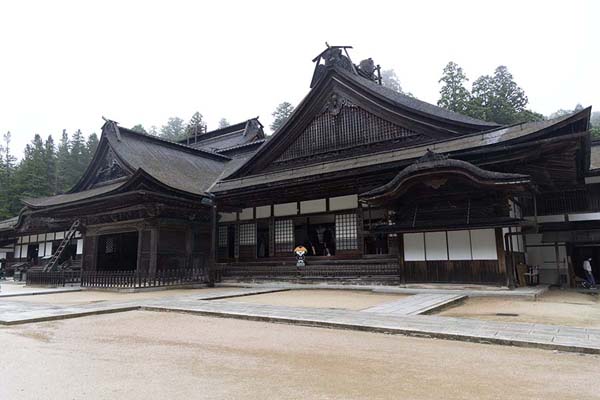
[43,219,81,272]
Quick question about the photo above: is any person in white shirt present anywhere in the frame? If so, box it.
[583,258,596,288]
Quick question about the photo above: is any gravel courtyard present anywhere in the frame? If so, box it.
[1,311,598,400]
[436,289,600,328]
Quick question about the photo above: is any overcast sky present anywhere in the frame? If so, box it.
[1,0,598,158]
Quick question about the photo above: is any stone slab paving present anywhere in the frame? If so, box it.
[1,286,599,354]
[143,299,600,354]
[217,282,548,299]
[363,293,466,315]
[0,287,285,325]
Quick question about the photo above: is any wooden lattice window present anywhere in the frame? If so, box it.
[239,224,256,246]
[335,213,358,250]
[218,226,228,248]
[105,237,115,254]
[276,101,419,162]
[274,219,294,254]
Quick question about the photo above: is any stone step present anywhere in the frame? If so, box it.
[363,293,466,315]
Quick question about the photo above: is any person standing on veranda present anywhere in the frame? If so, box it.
[583,258,596,288]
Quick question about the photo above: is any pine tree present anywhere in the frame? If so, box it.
[160,117,187,141]
[56,129,71,193]
[43,135,57,195]
[186,112,206,138]
[438,62,471,114]
[68,129,87,186]
[13,135,49,199]
[85,133,99,161]
[469,66,543,124]
[270,102,294,132]
[0,132,19,217]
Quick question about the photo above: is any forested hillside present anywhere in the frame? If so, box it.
[0,130,98,219]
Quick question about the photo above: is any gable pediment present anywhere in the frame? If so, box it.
[270,92,426,169]
[69,137,133,193]
[229,69,487,179]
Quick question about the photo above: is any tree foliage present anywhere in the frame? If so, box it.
[186,112,206,138]
[381,69,403,93]
[438,63,544,124]
[160,117,187,141]
[437,62,471,114]
[131,124,147,134]
[0,130,98,218]
[218,118,230,128]
[270,102,294,132]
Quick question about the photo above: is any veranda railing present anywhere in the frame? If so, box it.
[80,266,209,289]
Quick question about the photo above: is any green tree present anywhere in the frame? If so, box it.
[131,124,147,134]
[469,66,542,124]
[56,129,71,193]
[438,62,471,114]
[13,135,49,200]
[85,133,99,160]
[270,102,294,132]
[186,112,206,138]
[218,118,230,128]
[160,117,187,141]
[0,132,17,217]
[43,135,57,195]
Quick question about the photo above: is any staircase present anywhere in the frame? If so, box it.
[43,219,81,272]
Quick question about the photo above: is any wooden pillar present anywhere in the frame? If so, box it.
[82,235,98,272]
[209,205,217,285]
[495,228,507,281]
[396,233,405,285]
[148,228,158,275]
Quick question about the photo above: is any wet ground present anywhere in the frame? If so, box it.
[437,289,600,328]
[216,289,408,310]
[1,311,598,400]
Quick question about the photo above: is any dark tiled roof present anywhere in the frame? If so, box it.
[23,182,124,208]
[104,124,229,196]
[336,67,499,128]
[360,152,531,201]
[180,118,265,154]
[23,121,234,208]
[0,216,18,231]
[213,109,590,192]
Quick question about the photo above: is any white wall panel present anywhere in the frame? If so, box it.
[329,195,358,211]
[38,243,45,257]
[274,202,297,216]
[470,229,497,260]
[255,205,271,219]
[425,232,448,260]
[238,208,254,220]
[300,199,326,214]
[44,242,53,257]
[448,230,472,260]
[404,233,425,261]
[219,212,237,222]
[76,239,84,255]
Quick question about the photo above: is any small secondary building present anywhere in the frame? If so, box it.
[0,46,597,287]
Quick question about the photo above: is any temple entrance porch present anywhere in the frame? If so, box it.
[96,231,138,272]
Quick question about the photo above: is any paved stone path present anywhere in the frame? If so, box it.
[219,281,548,299]
[0,287,285,325]
[1,286,599,354]
[363,294,466,315]
[144,298,600,355]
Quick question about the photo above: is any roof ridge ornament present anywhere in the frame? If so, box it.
[416,149,448,164]
[310,44,383,88]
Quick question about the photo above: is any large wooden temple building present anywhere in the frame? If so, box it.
[1,46,597,288]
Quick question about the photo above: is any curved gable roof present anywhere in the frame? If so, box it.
[225,66,501,180]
